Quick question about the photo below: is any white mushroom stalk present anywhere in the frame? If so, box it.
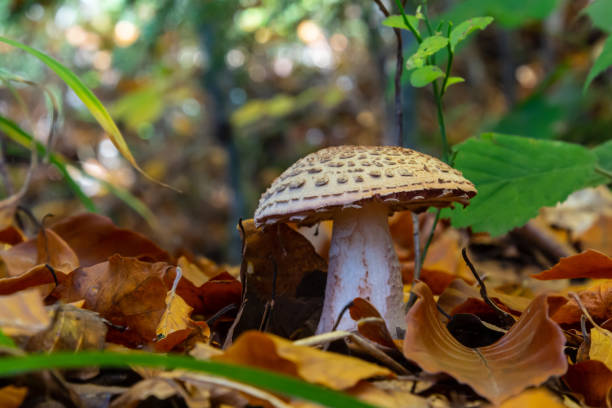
[316,202,405,334]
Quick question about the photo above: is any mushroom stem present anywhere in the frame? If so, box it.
[316,202,406,334]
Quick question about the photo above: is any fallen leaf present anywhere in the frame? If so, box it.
[590,326,612,372]
[110,378,182,408]
[241,220,327,298]
[346,381,430,408]
[438,279,531,316]
[0,386,27,408]
[0,225,25,246]
[349,297,397,349]
[579,214,612,256]
[198,271,242,316]
[403,282,567,405]
[154,290,197,352]
[563,360,612,407]
[215,331,393,390]
[532,250,612,280]
[25,305,107,353]
[552,281,612,325]
[0,289,50,336]
[54,254,175,346]
[499,388,565,408]
[50,213,170,267]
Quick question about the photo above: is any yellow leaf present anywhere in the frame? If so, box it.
[215,331,393,390]
[156,292,193,338]
[500,388,565,408]
[589,326,612,371]
[0,289,50,336]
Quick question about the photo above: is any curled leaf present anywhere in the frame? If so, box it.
[532,249,612,280]
[403,282,567,405]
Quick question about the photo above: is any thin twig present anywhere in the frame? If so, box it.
[461,248,515,326]
[406,213,421,309]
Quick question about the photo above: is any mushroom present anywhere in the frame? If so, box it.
[254,145,477,334]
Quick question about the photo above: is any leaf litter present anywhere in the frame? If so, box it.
[0,196,611,407]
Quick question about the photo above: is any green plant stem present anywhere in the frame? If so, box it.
[432,81,450,164]
[393,0,422,42]
[0,351,375,408]
[595,166,612,180]
[440,24,454,97]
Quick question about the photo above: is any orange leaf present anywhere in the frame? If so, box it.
[54,254,175,346]
[0,226,25,246]
[551,281,612,325]
[50,213,170,267]
[499,388,564,408]
[215,331,393,390]
[403,282,567,405]
[0,289,50,336]
[563,360,612,407]
[532,250,612,280]
[0,386,27,408]
[349,298,397,349]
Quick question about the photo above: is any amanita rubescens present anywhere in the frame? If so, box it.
[254,145,477,334]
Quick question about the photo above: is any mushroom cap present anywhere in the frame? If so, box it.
[254,145,477,227]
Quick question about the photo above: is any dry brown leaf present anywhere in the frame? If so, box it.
[552,281,612,325]
[579,214,612,255]
[214,331,393,390]
[532,250,612,280]
[50,213,170,267]
[346,381,430,408]
[54,254,175,346]
[0,289,50,336]
[438,279,531,316]
[403,282,567,405]
[349,298,397,349]
[0,226,25,246]
[563,360,612,407]
[26,305,107,353]
[110,378,182,408]
[241,219,327,298]
[0,385,27,408]
[0,229,79,295]
[498,388,565,408]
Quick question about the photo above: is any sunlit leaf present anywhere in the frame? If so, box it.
[444,76,465,91]
[584,36,612,92]
[382,15,420,36]
[0,290,50,337]
[215,331,393,390]
[410,65,444,87]
[449,16,494,51]
[444,133,598,236]
[406,35,449,69]
[590,326,612,372]
[584,0,612,32]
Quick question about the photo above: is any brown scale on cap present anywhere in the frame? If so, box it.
[254,145,477,227]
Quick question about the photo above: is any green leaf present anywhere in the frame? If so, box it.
[410,65,444,87]
[0,330,15,348]
[382,15,420,36]
[442,0,556,29]
[584,0,612,32]
[0,351,376,408]
[444,76,465,91]
[584,36,612,91]
[591,139,612,185]
[450,17,494,51]
[444,133,598,236]
[0,37,170,188]
[406,35,449,69]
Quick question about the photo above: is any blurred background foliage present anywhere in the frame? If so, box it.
[0,0,609,262]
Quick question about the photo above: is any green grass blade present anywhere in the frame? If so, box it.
[0,115,97,212]
[0,351,376,408]
[0,116,158,226]
[0,37,172,188]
